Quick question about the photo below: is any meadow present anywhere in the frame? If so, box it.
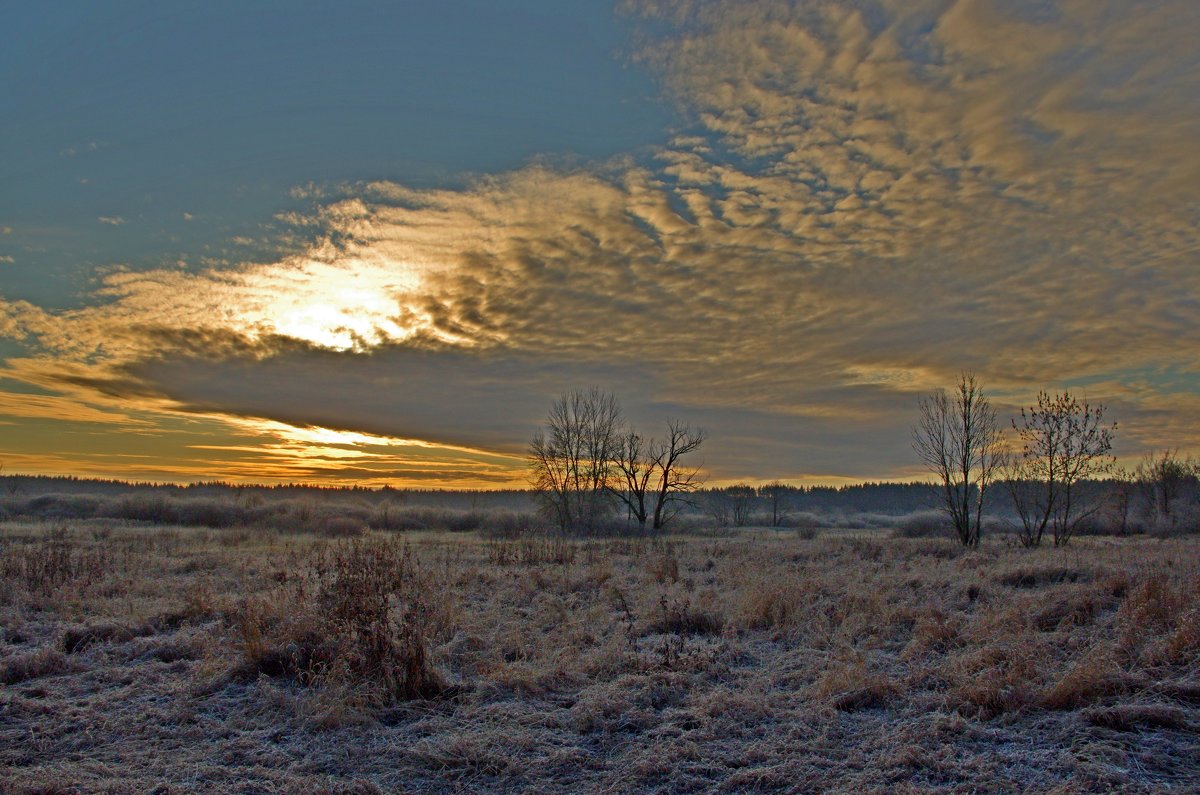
[2,494,1197,794]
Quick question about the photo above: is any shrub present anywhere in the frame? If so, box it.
[100,493,180,524]
[0,528,110,594]
[893,510,948,538]
[233,538,449,703]
[320,516,367,538]
[20,493,104,520]
[174,497,247,528]
[648,595,724,636]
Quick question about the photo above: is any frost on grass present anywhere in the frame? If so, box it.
[0,523,1198,793]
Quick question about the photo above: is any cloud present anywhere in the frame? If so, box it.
[97,216,125,226]
[1,0,1198,483]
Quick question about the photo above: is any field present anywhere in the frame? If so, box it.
[2,518,1198,794]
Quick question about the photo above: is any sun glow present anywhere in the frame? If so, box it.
[239,256,426,351]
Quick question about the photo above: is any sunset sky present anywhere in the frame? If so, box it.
[1,0,1198,488]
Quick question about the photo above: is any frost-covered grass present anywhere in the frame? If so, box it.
[2,521,1198,793]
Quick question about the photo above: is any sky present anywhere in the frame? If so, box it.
[1,0,1198,488]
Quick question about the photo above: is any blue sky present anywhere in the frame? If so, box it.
[1,0,1198,486]
[2,2,668,305]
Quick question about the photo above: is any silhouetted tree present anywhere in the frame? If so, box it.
[609,429,654,531]
[759,482,792,527]
[1134,449,1198,534]
[1006,391,1116,547]
[528,388,623,534]
[650,420,706,531]
[912,372,1003,547]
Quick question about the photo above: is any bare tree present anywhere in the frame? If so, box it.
[1134,449,1199,534]
[759,482,791,527]
[912,372,1003,547]
[1006,391,1116,547]
[528,387,623,534]
[727,484,757,527]
[1105,467,1136,536]
[650,420,706,531]
[606,420,705,533]
[609,429,655,532]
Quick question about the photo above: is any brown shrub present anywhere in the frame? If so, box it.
[812,653,901,712]
[646,552,679,584]
[320,516,367,538]
[945,641,1040,718]
[232,538,450,702]
[648,595,724,636]
[0,528,109,594]
[1032,586,1116,632]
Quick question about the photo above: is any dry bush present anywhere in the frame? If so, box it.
[812,651,900,712]
[232,538,449,703]
[1118,572,1200,665]
[737,579,810,631]
[893,510,949,539]
[648,594,723,636]
[996,564,1088,589]
[1032,584,1118,631]
[944,640,1041,717]
[62,622,141,654]
[487,536,576,566]
[319,516,366,538]
[0,528,110,594]
[478,509,540,538]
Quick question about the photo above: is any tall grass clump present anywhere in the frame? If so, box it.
[233,537,449,703]
[0,527,110,594]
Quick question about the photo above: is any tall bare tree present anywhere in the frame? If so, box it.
[606,420,705,533]
[609,429,655,531]
[528,387,623,534]
[650,420,706,531]
[1006,391,1116,547]
[912,372,1003,547]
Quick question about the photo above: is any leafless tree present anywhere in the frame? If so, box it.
[1006,391,1116,547]
[607,420,705,533]
[1104,467,1136,536]
[650,420,706,531]
[528,387,623,534]
[759,482,791,527]
[609,429,655,531]
[1134,449,1199,534]
[530,392,705,535]
[912,372,1003,547]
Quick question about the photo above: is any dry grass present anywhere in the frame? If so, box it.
[1,520,1198,793]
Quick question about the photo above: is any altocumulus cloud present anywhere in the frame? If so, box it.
[1,0,1198,483]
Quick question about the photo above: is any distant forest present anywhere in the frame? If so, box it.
[0,472,1113,516]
